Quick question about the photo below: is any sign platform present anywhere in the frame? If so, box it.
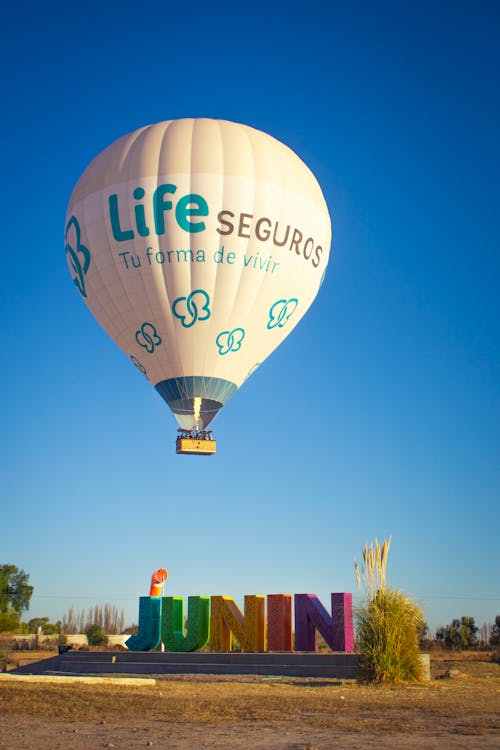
[13,651,360,679]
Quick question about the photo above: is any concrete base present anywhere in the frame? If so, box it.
[0,673,155,686]
[13,651,360,679]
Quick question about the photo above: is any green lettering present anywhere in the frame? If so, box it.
[161,596,210,652]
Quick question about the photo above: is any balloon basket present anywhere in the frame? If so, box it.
[176,432,216,456]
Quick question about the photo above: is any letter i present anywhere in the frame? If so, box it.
[133,187,150,237]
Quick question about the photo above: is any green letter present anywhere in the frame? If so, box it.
[161,596,210,652]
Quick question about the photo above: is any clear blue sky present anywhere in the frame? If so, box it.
[1,0,498,633]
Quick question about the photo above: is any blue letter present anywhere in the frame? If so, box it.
[125,596,162,651]
[175,193,208,233]
[109,194,134,241]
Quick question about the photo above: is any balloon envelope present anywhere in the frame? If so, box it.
[66,119,331,430]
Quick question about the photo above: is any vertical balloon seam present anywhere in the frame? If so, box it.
[66,161,101,323]
[125,125,161,375]
[228,127,289,384]
[151,121,179,377]
[153,119,183,382]
[213,121,260,390]
[271,150,329,376]
[152,120,177,389]
[98,127,142,359]
[212,119,238,385]
[103,127,150,379]
[72,197,98,328]
[229,124,274,384]
[245,136,317,374]
[100,187,137,370]
[187,119,198,406]
[91,176,124,352]
[208,119,236,385]
[115,125,149,173]
[93,191,116,340]
[160,119,193,401]
[194,119,223,398]
[190,119,238,420]
[142,123,175,375]
[221,124,294,388]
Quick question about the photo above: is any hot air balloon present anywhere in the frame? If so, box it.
[65,119,331,454]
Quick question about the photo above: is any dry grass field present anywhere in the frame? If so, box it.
[0,651,499,749]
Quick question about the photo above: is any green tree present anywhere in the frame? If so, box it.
[0,611,23,633]
[490,615,500,647]
[435,616,478,649]
[85,624,107,646]
[27,617,61,635]
[0,565,33,614]
[417,620,432,650]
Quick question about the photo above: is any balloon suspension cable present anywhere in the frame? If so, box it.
[177,427,214,439]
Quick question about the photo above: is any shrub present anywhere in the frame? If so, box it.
[354,538,425,683]
[356,588,425,683]
[85,624,107,646]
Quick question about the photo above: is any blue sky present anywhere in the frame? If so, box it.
[1,1,498,633]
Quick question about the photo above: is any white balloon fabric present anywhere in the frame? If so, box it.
[66,119,331,430]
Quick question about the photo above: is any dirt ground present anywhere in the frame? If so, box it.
[1,654,499,749]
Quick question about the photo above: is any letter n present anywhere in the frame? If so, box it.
[332,593,354,652]
[125,596,161,651]
[210,595,266,651]
[161,596,210,652]
[294,593,354,652]
[267,594,293,651]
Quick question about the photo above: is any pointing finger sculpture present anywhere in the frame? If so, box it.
[66,119,332,452]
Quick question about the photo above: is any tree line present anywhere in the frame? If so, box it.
[419,616,500,650]
[0,564,128,636]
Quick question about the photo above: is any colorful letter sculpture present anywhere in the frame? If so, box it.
[294,593,354,652]
[267,594,293,651]
[209,595,266,651]
[126,593,354,653]
[125,596,162,651]
[331,592,354,652]
[161,596,210,652]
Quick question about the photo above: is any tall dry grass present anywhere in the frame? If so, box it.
[354,537,425,683]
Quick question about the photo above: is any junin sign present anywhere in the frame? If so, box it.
[127,591,354,653]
